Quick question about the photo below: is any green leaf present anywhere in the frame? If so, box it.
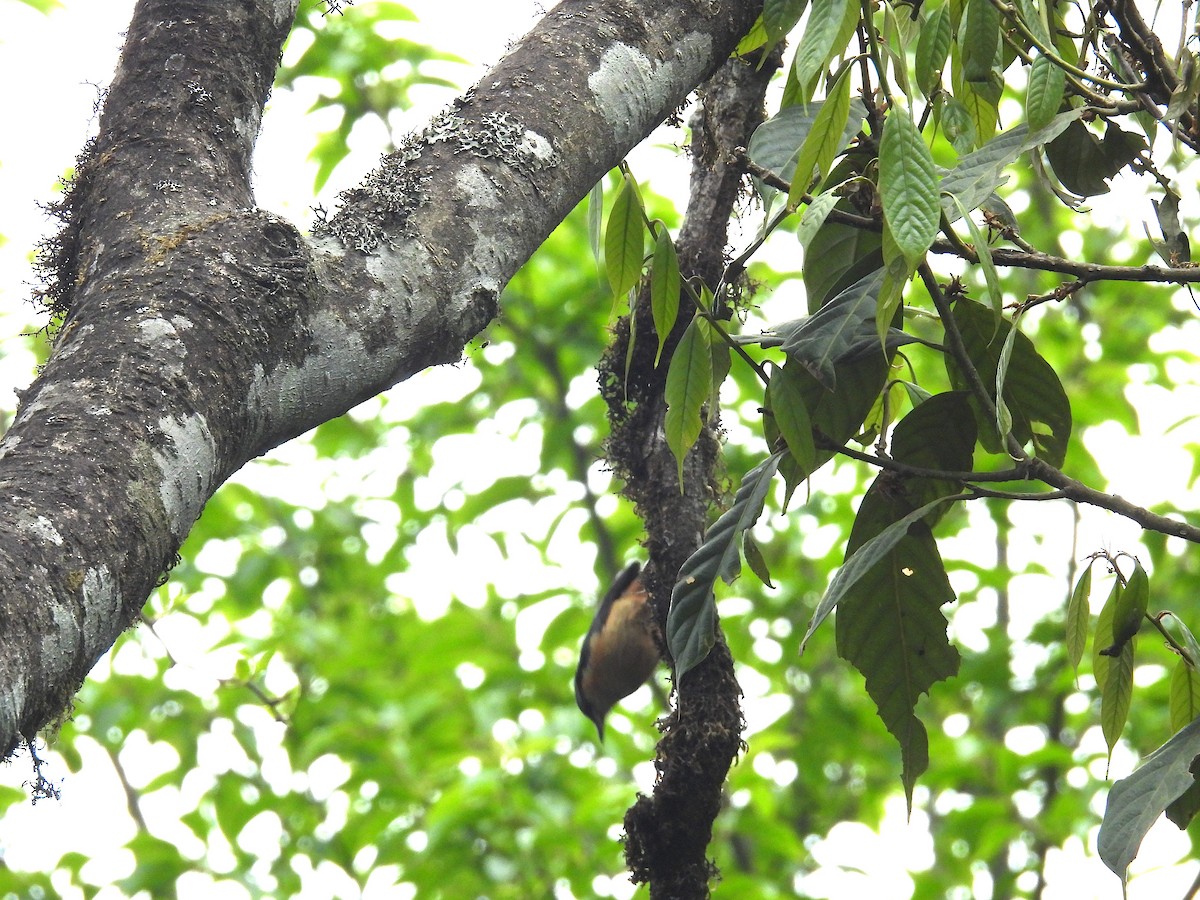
[749,100,868,210]
[1027,55,1065,131]
[833,492,962,807]
[668,452,786,677]
[796,185,844,251]
[961,0,1001,84]
[744,531,775,588]
[793,0,855,101]
[944,298,1073,466]
[664,316,713,486]
[802,494,959,652]
[879,108,941,267]
[767,364,818,475]
[1100,632,1135,761]
[779,269,888,389]
[1065,562,1093,673]
[1044,120,1147,198]
[604,177,646,297]
[788,65,855,207]
[1013,0,1051,43]
[1099,716,1200,886]
[802,216,884,312]
[764,0,808,43]
[993,311,1021,447]
[940,110,1083,220]
[1170,660,1200,734]
[1104,559,1148,655]
[916,4,952,97]
[1094,579,1121,693]
[650,229,681,366]
[811,393,973,805]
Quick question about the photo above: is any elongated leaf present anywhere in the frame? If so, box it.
[803,216,884,312]
[605,178,645,297]
[879,108,941,267]
[916,3,952,97]
[1171,661,1200,734]
[1105,560,1148,655]
[802,495,957,652]
[788,65,854,207]
[744,531,775,588]
[1094,579,1121,693]
[961,0,1001,84]
[767,364,817,475]
[1027,54,1065,131]
[668,452,786,677]
[793,0,854,100]
[749,100,868,208]
[664,316,713,486]
[944,298,1072,466]
[1101,637,1135,760]
[1099,716,1200,885]
[809,393,974,804]
[993,310,1021,447]
[1065,563,1093,673]
[833,494,962,807]
[650,229,681,366]
[1014,0,1051,43]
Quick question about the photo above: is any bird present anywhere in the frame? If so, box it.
[574,561,661,741]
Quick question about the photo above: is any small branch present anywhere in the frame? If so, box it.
[1025,458,1200,543]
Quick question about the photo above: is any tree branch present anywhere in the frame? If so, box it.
[0,0,763,758]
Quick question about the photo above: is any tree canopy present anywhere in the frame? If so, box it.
[3,0,1200,897]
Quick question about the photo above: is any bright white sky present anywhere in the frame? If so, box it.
[1,1,1199,898]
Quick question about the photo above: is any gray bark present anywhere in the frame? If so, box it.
[0,0,761,757]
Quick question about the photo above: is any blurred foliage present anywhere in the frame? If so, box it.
[2,0,1200,898]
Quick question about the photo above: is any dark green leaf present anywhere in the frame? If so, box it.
[915,3,952,96]
[1099,716,1200,885]
[944,298,1072,466]
[793,0,855,100]
[767,363,818,474]
[961,0,1001,84]
[668,452,786,677]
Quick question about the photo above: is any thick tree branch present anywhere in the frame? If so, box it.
[0,0,763,757]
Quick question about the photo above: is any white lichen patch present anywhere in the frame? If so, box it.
[152,413,217,540]
[80,565,121,653]
[588,34,714,147]
[456,165,503,209]
[139,317,183,345]
[28,516,64,546]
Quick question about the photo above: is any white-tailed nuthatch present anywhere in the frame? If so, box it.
[574,561,660,740]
